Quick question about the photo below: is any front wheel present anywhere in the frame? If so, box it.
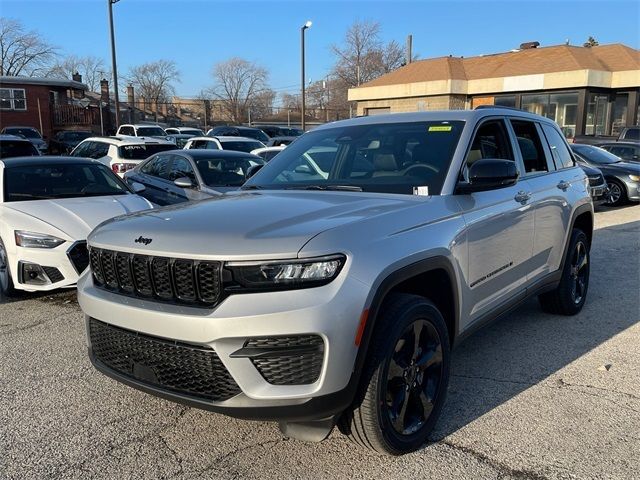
[339,294,451,455]
[605,179,627,207]
[0,237,17,298]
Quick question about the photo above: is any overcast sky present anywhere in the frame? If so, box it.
[4,0,639,101]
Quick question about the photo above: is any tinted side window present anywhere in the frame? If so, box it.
[92,142,110,159]
[465,120,514,168]
[141,155,172,179]
[168,156,196,182]
[541,124,574,169]
[623,128,639,141]
[71,141,90,157]
[510,120,549,173]
[608,146,633,158]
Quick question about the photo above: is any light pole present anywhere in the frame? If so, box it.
[301,20,312,131]
[108,0,121,129]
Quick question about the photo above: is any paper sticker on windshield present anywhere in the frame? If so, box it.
[428,125,452,132]
[413,186,429,196]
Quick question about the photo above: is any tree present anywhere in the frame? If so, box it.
[126,60,180,112]
[330,20,406,87]
[47,55,108,91]
[583,36,599,48]
[208,57,269,123]
[0,17,57,76]
[249,88,276,120]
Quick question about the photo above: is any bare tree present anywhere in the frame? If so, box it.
[208,58,269,123]
[280,92,301,112]
[126,60,180,114]
[249,88,276,120]
[47,55,108,91]
[0,17,57,76]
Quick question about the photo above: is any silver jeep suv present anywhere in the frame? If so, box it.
[78,108,593,455]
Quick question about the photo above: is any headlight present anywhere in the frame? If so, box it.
[14,230,65,249]
[629,174,640,182]
[226,254,345,290]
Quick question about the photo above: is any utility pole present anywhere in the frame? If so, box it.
[301,20,312,131]
[108,0,121,128]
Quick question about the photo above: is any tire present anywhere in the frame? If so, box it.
[339,293,451,455]
[538,228,590,315]
[0,237,17,298]
[605,179,627,207]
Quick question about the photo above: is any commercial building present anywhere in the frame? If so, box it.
[348,43,640,139]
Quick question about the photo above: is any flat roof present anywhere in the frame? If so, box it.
[0,76,88,90]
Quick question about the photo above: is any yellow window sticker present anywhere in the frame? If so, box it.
[428,125,452,132]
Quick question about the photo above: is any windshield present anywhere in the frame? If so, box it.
[118,144,175,160]
[572,145,621,164]
[244,121,465,195]
[137,127,166,137]
[4,163,129,202]
[0,140,39,158]
[221,140,265,153]
[5,128,41,139]
[195,156,263,187]
[240,129,270,143]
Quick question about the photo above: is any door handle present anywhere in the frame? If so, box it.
[557,180,570,191]
[514,191,531,204]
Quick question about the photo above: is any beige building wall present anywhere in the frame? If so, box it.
[356,95,466,116]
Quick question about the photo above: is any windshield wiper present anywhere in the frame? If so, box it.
[240,185,263,190]
[285,185,363,192]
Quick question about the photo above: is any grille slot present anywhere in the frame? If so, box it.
[42,266,64,283]
[90,247,222,307]
[245,335,324,385]
[89,318,241,401]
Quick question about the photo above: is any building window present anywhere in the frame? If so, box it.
[521,92,579,139]
[0,88,27,111]
[611,93,628,136]
[585,93,610,136]
[494,95,516,108]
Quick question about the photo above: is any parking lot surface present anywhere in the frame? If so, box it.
[1,205,639,480]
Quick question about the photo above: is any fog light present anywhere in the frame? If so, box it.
[20,262,51,285]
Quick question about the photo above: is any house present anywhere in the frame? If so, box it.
[348,43,640,139]
[0,75,91,140]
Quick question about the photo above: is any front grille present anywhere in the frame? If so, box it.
[89,247,222,307]
[67,242,89,274]
[43,266,64,283]
[89,318,241,401]
[588,174,604,187]
[246,335,324,385]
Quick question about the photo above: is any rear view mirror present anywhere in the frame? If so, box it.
[457,158,519,193]
[174,177,194,188]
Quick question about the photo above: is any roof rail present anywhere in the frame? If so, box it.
[474,105,525,112]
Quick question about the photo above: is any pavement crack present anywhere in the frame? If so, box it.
[439,440,548,480]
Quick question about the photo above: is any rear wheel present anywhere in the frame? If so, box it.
[339,294,450,455]
[0,237,17,298]
[606,179,627,207]
[538,228,589,315]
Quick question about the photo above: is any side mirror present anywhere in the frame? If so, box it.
[246,164,264,179]
[130,181,146,193]
[174,177,194,188]
[294,164,312,174]
[457,158,519,193]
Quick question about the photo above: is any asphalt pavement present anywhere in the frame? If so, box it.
[1,205,639,479]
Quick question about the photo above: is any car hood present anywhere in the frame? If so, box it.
[88,191,425,260]
[601,162,640,174]
[5,194,153,239]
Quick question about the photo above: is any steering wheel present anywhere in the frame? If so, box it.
[403,164,438,177]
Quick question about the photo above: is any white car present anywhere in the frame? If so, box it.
[165,127,204,136]
[0,157,153,295]
[250,145,286,162]
[70,136,176,177]
[183,136,265,153]
[116,124,168,140]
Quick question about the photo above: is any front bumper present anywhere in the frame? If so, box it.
[78,269,369,421]
[9,241,88,291]
[623,178,640,201]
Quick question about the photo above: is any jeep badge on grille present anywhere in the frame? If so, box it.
[134,236,152,245]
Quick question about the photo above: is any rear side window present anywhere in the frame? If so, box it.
[118,144,174,160]
[541,124,574,169]
[0,140,38,158]
[510,120,549,173]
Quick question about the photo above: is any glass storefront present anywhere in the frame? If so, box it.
[494,95,516,108]
[611,93,628,136]
[522,92,579,139]
[585,93,610,136]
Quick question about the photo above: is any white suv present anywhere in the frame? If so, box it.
[70,136,176,176]
[116,124,168,140]
[184,136,265,153]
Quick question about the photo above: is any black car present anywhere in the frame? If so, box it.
[577,163,608,206]
[123,149,263,206]
[48,130,93,155]
[0,134,40,158]
[206,126,269,143]
[258,125,303,138]
[571,144,640,206]
[597,142,640,163]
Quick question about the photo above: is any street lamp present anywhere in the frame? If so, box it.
[108,0,121,129]
[301,20,312,131]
